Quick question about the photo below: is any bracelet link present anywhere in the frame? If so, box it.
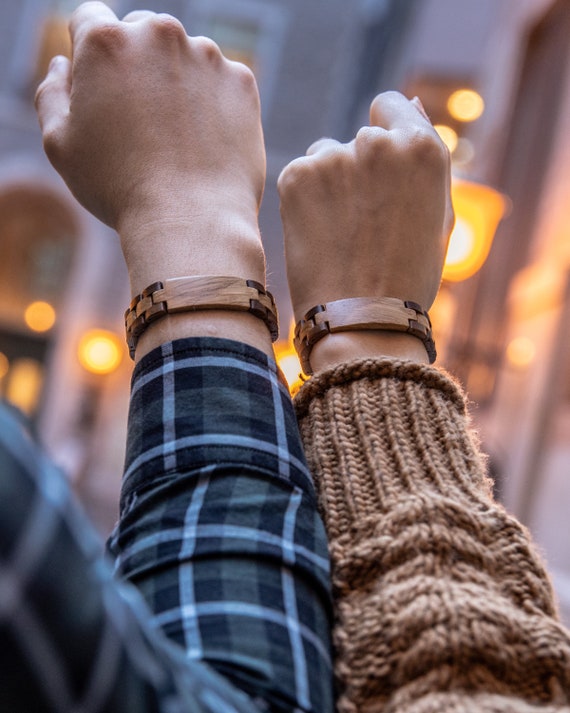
[125,276,279,359]
[294,305,331,375]
[404,300,436,363]
[294,297,436,375]
[247,279,279,342]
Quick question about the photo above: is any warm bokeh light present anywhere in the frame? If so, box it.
[6,358,44,415]
[0,351,8,380]
[434,124,458,153]
[429,286,457,360]
[443,178,509,282]
[447,88,485,122]
[506,336,536,368]
[446,217,475,267]
[78,329,123,375]
[24,301,56,332]
[274,340,303,393]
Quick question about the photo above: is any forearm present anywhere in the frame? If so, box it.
[294,358,570,712]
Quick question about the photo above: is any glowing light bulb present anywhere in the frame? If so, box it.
[6,358,43,414]
[24,301,56,332]
[447,89,485,122]
[506,336,536,368]
[443,178,509,282]
[445,218,476,277]
[78,330,123,375]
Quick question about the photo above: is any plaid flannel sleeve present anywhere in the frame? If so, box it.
[109,337,333,713]
[0,401,263,713]
[0,337,333,713]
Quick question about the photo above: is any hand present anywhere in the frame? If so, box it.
[35,2,272,358]
[35,2,266,287]
[278,91,454,370]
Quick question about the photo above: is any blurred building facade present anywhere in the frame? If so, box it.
[0,0,569,619]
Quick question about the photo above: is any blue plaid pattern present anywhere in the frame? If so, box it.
[0,338,333,713]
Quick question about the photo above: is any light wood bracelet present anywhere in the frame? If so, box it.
[294,297,435,375]
[125,276,279,359]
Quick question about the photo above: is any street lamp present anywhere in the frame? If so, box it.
[443,177,509,282]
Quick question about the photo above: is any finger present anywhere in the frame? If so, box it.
[123,10,189,34]
[411,96,431,123]
[69,1,119,43]
[306,137,342,156]
[370,90,431,131]
[34,55,72,135]
[121,10,156,23]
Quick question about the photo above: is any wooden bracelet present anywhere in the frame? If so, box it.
[294,297,436,375]
[125,276,279,359]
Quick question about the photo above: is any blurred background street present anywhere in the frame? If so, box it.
[1,0,569,621]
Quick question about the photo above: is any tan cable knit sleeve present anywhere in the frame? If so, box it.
[294,358,570,713]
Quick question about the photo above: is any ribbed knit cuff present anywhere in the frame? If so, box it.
[294,357,558,618]
[294,358,493,545]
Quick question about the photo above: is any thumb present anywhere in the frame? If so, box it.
[35,55,71,152]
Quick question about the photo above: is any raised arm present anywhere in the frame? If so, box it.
[29,4,333,712]
[278,91,452,371]
[279,92,570,712]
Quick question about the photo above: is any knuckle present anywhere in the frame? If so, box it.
[233,61,256,88]
[277,158,309,197]
[227,60,259,101]
[278,148,348,197]
[408,127,448,164]
[151,14,188,42]
[384,89,404,100]
[355,126,390,159]
[192,36,223,62]
[84,22,128,52]
[356,125,386,147]
[42,128,63,163]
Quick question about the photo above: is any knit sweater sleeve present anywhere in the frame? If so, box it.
[293,358,570,713]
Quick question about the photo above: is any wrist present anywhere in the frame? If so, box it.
[294,296,434,374]
[117,198,272,360]
[309,331,430,374]
[126,275,278,361]
[120,217,266,297]
[117,185,265,292]
[135,311,274,361]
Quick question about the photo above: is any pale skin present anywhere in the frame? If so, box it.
[278,92,454,371]
[35,2,272,360]
[35,2,454,370]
